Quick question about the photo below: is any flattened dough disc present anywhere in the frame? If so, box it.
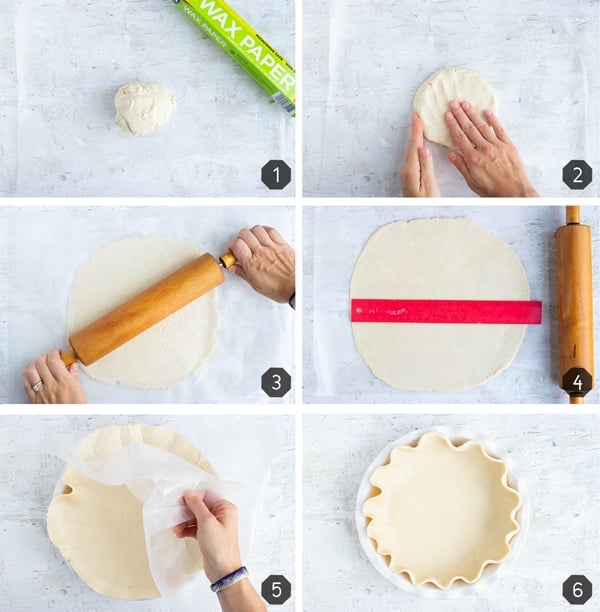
[413,67,498,148]
[67,237,219,389]
[47,424,217,600]
[350,218,530,391]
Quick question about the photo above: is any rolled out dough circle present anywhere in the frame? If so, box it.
[350,218,530,392]
[67,237,219,389]
[413,67,498,148]
[47,424,218,600]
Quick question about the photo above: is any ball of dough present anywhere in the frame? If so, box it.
[114,82,176,136]
[413,67,498,148]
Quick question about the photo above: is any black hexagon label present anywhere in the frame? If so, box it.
[261,574,291,605]
[261,368,291,398]
[562,368,593,397]
[563,574,593,605]
[562,160,593,190]
[261,160,292,190]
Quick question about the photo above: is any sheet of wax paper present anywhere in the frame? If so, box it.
[2,0,294,197]
[45,418,281,612]
[303,205,600,404]
[303,0,599,197]
[3,205,294,403]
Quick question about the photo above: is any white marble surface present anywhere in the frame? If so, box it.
[303,413,600,612]
[0,414,295,612]
[0,205,295,404]
[1,0,294,197]
[303,0,599,197]
[303,205,600,403]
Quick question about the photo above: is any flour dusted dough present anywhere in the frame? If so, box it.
[413,67,498,148]
[47,424,217,600]
[350,218,530,391]
[67,237,219,389]
[114,82,176,136]
[363,432,520,588]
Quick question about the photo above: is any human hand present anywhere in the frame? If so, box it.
[228,226,295,303]
[445,100,539,197]
[401,112,441,197]
[22,349,86,404]
[174,489,242,585]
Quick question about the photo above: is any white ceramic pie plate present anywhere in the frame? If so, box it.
[355,426,529,599]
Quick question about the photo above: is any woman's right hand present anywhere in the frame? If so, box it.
[174,489,243,585]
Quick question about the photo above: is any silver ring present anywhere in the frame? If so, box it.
[32,380,43,392]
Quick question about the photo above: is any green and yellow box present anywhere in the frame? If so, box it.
[174,0,296,115]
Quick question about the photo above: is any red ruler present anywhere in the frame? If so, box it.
[351,299,542,324]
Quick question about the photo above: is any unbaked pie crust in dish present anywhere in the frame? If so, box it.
[363,431,521,590]
[47,424,217,600]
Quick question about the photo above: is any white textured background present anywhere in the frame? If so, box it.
[303,205,600,403]
[0,205,295,404]
[303,413,600,612]
[1,0,294,197]
[0,414,295,612]
[303,0,599,197]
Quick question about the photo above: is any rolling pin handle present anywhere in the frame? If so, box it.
[60,347,78,366]
[566,205,580,225]
[219,251,237,269]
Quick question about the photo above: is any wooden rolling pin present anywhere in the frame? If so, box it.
[556,206,594,403]
[61,251,236,366]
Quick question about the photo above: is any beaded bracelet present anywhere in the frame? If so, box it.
[210,566,249,593]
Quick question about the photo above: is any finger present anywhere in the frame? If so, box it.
[22,366,38,403]
[404,112,424,164]
[183,489,214,526]
[484,110,511,144]
[210,499,238,523]
[263,226,286,245]
[418,147,436,189]
[173,521,198,539]
[447,100,486,148]
[46,349,70,381]
[23,362,42,387]
[173,517,198,536]
[250,225,274,247]
[460,102,497,143]
[34,353,54,385]
[411,112,425,146]
[445,110,471,155]
[67,362,80,376]
[448,151,475,188]
[228,263,249,283]
[236,228,261,252]
[228,238,253,265]
[177,525,199,539]
[401,113,423,193]
[200,488,223,510]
